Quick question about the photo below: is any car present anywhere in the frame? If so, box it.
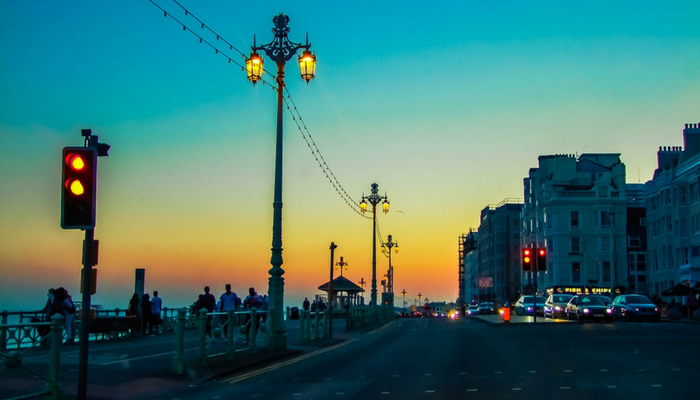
[612,294,660,322]
[514,295,546,316]
[566,295,614,323]
[544,294,573,318]
[466,305,479,316]
[477,302,496,315]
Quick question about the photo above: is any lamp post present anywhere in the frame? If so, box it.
[382,235,399,307]
[360,183,389,306]
[335,256,349,277]
[401,289,407,313]
[246,14,316,351]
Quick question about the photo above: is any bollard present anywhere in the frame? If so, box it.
[197,309,208,367]
[46,314,63,400]
[226,310,235,360]
[172,309,186,375]
[249,309,258,354]
[501,307,511,323]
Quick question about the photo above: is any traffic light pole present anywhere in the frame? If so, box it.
[77,228,94,400]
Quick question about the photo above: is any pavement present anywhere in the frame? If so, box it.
[0,318,354,400]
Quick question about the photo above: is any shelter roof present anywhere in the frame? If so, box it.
[318,275,365,293]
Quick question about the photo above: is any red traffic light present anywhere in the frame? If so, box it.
[538,249,546,257]
[61,147,97,229]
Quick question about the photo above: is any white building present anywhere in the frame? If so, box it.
[644,123,700,295]
[521,154,628,296]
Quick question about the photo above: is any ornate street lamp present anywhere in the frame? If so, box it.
[360,183,389,306]
[246,13,316,351]
[382,234,399,306]
[335,256,349,277]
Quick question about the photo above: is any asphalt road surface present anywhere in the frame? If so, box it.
[169,317,699,399]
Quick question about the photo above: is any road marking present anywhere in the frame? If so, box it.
[359,376,366,379]
[425,373,433,376]
[672,368,681,371]
[326,377,334,381]
[560,387,570,390]
[381,392,390,395]
[528,370,537,373]
[425,390,435,393]
[600,369,608,372]
[607,385,617,389]
[392,374,399,378]
[512,388,521,391]
[651,384,662,388]
[494,371,502,374]
[459,372,468,375]
[221,338,358,384]
[467,389,477,392]
[335,392,345,395]
[293,393,302,396]
[564,370,572,373]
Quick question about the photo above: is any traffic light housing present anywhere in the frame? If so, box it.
[537,248,547,271]
[61,147,97,229]
[522,248,533,271]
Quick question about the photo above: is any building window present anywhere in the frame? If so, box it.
[601,261,611,283]
[572,262,581,284]
[640,217,646,226]
[571,237,581,253]
[628,236,641,248]
[681,186,687,205]
[571,211,579,228]
[599,210,613,227]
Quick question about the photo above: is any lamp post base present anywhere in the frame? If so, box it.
[267,275,287,351]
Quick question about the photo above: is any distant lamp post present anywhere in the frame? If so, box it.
[335,256,349,277]
[246,13,316,351]
[382,235,399,307]
[360,183,389,306]
[401,289,407,313]
[417,292,423,307]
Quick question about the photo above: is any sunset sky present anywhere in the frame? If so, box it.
[1,1,699,311]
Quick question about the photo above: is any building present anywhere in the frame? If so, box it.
[521,154,628,296]
[626,183,648,294]
[461,231,478,305]
[644,123,700,296]
[475,199,523,303]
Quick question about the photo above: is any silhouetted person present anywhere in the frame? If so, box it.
[141,293,152,336]
[196,286,216,337]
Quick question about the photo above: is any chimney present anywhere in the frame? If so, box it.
[683,123,700,158]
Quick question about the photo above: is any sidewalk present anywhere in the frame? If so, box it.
[1,318,351,400]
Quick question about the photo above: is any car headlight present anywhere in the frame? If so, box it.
[554,306,561,311]
[635,308,640,312]
[654,308,659,312]
[527,307,533,311]
[583,308,590,313]
[606,308,613,314]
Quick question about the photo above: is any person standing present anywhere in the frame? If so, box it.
[150,291,162,336]
[196,286,216,337]
[141,293,152,336]
[219,284,239,337]
[302,297,310,312]
[243,287,263,344]
[63,289,76,344]
[128,293,140,338]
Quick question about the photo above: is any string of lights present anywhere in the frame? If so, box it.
[146,1,378,221]
[146,0,278,88]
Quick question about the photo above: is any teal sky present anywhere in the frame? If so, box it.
[1,1,699,311]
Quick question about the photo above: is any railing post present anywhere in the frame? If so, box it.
[46,314,63,400]
[300,310,306,340]
[226,310,235,361]
[313,310,320,340]
[0,310,8,351]
[249,308,258,354]
[197,309,208,367]
[172,309,186,375]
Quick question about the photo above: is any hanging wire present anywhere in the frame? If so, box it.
[146,1,373,219]
[146,0,278,88]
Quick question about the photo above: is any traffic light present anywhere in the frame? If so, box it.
[537,248,547,271]
[61,147,97,229]
[522,248,533,271]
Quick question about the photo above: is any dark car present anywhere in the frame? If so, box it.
[544,294,573,318]
[612,294,660,322]
[514,295,546,316]
[478,302,496,315]
[566,295,614,323]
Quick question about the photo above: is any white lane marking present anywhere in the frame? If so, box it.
[221,338,358,384]
[651,384,662,388]
[425,373,433,376]
[494,371,502,374]
[560,387,570,390]
[459,372,468,375]
[528,370,537,373]
[392,374,399,378]
[512,388,522,391]
[607,385,617,389]
[425,390,435,393]
[381,392,390,395]
[564,369,572,373]
[600,369,608,372]
[467,389,477,392]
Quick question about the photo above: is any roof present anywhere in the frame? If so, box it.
[318,275,365,293]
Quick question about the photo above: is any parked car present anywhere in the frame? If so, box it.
[514,295,546,316]
[544,294,573,318]
[477,302,496,315]
[467,304,479,316]
[612,294,660,322]
[566,295,614,322]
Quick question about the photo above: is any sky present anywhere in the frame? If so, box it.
[1,1,699,312]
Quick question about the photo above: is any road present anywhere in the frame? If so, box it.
[168,316,699,399]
